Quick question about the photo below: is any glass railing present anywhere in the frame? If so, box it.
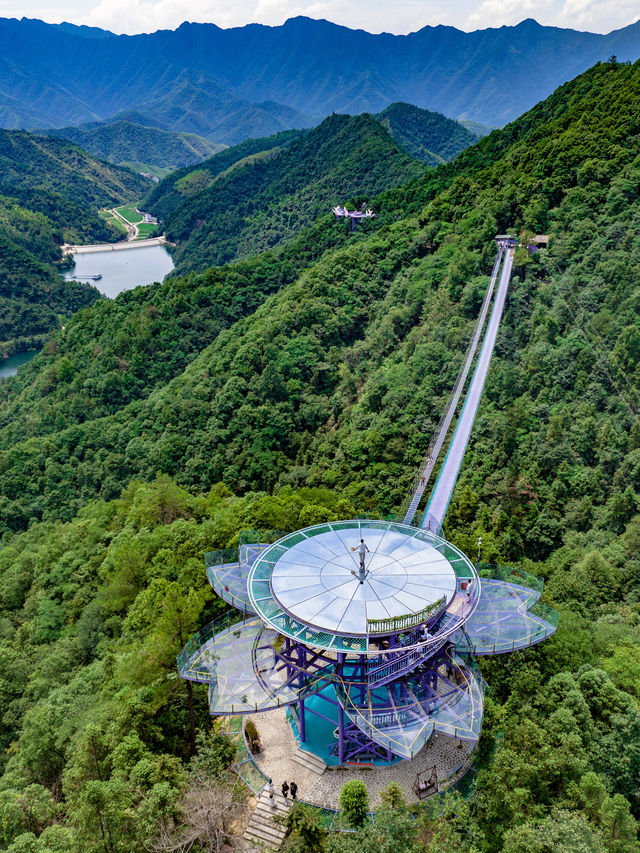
[334,648,484,759]
[478,564,543,597]
[177,610,246,680]
[366,596,447,635]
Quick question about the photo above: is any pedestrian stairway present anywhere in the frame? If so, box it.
[291,748,327,775]
[242,790,290,850]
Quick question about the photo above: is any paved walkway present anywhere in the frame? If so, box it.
[247,708,475,809]
[246,709,320,799]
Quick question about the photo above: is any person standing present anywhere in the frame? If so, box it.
[281,781,289,801]
[351,539,369,570]
[268,778,275,808]
[290,780,298,801]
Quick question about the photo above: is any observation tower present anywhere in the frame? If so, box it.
[332,204,375,231]
[178,520,556,776]
[178,242,558,794]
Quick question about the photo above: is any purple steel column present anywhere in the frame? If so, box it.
[338,653,345,764]
[298,642,307,741]
[299,699,306,742]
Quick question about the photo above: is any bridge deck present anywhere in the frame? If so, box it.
[422,247,514,530]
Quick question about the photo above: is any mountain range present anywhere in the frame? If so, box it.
[2,16,640,140]
[45,102,477,177]
[46,121,225,173]
[0,53,639,853]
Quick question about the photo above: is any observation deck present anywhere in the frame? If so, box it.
[178,239,559,798]
[248,520,479,655]
[180,525,557,775]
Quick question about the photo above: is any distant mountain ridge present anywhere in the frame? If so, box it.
[1,16,640,138]
[46,121,225,171]
[376,103,479,165]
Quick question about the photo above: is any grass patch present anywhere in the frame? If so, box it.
[135,223,159,239]
[115,204,143,224]
[99,209,127,233]
[119,161,174,180]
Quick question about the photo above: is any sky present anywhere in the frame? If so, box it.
[0,0,638,36]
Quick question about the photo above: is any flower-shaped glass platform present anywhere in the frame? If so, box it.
[451,579,559,655]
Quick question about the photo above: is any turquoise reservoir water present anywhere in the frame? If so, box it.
[0,350,37,379]
[64,244,175,298]
[2,246,175,382]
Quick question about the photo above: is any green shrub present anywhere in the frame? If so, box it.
[283,801,327,852]
[338,779,369,828]
[244,719,261,752]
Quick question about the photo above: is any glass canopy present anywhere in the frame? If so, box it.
[270,525,456,635]
[248,521,473,648]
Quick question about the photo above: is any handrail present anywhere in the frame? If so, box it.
[366,595,446,634]
[177,610,247,678]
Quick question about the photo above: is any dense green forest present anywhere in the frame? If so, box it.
[147,114,424,274]
[0,131,148,352]
[47,120,225,171]
[0,59,639,850]
[376,102,479,165]
[144,129,303,220]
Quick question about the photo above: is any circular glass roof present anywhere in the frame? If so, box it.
[267,523,457,635]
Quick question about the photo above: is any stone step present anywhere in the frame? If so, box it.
[245,820,285,842]
[255,806,289,822]
[242,790,291,850]
[291,749,327,774]
[257,792,290,811]
[244,830,285,849]
[243,825,286,847]
[245,822,286,841]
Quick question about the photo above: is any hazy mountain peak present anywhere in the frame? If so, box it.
[1,16,640,133]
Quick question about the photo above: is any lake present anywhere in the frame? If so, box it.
[65,244,175,298]
[0,246,176,382]
[0,350,37,379]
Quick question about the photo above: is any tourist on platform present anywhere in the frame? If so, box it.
[281,781,289,800]
[351,539,370,569]
[290,781,298,800]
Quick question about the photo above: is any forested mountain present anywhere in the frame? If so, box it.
[148,113,424,273]
[3,16,640,137]
[144,105,478,268]
[47,120,225,171]
[376,102,479,164]
[0,58,640,851]
[0,130,148,353]
[144,129,303,220]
